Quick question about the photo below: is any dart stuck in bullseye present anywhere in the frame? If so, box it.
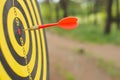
[24,16,78,31]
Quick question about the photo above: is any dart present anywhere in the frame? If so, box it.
[24,16,78,31]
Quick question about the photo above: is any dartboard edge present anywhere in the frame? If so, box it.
[0,0,49,80]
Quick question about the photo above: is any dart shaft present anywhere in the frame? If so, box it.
[38,23,58,28]
[24,23,58,31]
[24,16,78,31]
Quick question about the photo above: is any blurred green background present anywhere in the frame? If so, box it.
[38,0,120,80]
[39,0,120,45]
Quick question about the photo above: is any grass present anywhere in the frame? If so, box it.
[62,71,75,80]
[56,64,76,80]
[97,58,120,78]
[76,49,120,79]
[48,22,120,45]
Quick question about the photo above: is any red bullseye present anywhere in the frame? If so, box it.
[17,28,22,35]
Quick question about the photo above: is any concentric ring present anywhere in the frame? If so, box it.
[0,0,48,80]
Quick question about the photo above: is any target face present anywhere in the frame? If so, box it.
[0,0,48,80]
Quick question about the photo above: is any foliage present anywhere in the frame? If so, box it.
[49,22,120,45]
[40,1,120,45]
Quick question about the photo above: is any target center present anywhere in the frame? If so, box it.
[13,18,26,46]
[17,28,22,35]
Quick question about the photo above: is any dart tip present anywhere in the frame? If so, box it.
[22,29,31,31]
[23,27,39,31]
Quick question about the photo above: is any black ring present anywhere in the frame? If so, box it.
[0,0,43,79]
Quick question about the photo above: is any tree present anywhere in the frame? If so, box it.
[55,3,60,21]
[59,0,70,17]
[93,0,108,25]
[116,0,120,29]
[105,0,113,34]
[45,0,50,4]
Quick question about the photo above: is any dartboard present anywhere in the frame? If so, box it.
[0,0,49,80]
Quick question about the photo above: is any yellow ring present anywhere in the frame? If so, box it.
[8,7,29,57]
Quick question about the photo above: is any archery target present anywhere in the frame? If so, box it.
[0,0,49,80]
